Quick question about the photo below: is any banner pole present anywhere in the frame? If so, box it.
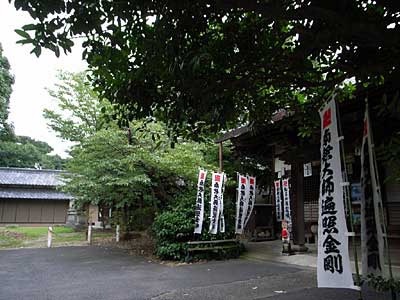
[335,98,362,296]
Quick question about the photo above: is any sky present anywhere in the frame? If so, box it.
[0,2,87,158]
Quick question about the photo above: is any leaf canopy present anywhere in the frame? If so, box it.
[10,1,400,138]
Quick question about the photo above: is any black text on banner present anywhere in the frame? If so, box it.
[317,98,356,290]
[194,169,207,234]
[209,172,223,234]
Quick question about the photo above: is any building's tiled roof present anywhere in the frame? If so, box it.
[0,188,72,200]
[0,168,66,187]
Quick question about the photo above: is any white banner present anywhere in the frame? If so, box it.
[209,172,223,234]
[219,174,227,233]
[282,178,292,236]
[317,98,356,290]
[244,176,256,228]
[274,180,283,221]
[360,106,385,275]
[194,169,207,234]
[235,174,248,234]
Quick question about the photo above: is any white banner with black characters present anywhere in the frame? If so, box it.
[360,105,385,276]
[282,178,292,235]
[244,176,256,228]
[274,180,283,221]
[317,98,356,290]
[209,172,223,234]
[219,174,227,233]
[235,174,248,234]
[194,169,207,234]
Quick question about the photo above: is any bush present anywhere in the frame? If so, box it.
[367,274,400,293]
[152,189,239,261]
[152,190,194,260]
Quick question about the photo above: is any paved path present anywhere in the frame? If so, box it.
[244,240,400,277]
[0,246,389,300]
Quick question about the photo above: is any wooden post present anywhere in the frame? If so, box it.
[294,161,307,251]
[116,224,120,242]
[87,225,92,244]
[47,226,53,248]
[219,142,223,172]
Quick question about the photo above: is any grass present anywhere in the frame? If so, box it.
[53,233,86,243]
[0,234,23,248]
[5,226,75,238]
[0,226,115,249]
[0,226,81,248]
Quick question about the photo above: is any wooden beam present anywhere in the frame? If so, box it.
[214,125,252,143]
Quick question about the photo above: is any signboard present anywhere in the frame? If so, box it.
[304,162,312,177]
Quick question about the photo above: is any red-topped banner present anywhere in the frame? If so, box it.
[209,172,224,234]
[194,169,207,234]
[282,178,292,236]
[323,107,332,129]
[219,174,227,234]
[235,174,248,234]
[236,174,256,234]
[317,97,356,290]
[244,176,256,228]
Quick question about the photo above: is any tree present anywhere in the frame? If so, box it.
[10,1,400,139]
[43,70,113,143]
[0,42,14,140]
[0,135,66,169]
[62,122,218,230]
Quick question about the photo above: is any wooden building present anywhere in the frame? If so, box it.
[0,168,72,225]
[216,94,400,250]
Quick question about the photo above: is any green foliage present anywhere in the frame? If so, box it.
[10,1,400,139]
[0,135,66,169]
[152,190,201,260]
[366,274,400,293]
[152,203,194,260]
[0,44,67,169]
[63,122,219,229]
[62,120,239,260]
[63,127,146,208]
[374,92,400,182]
[152,182,238,261]
[0,233,22,248]
[0,42,14,140]
[43,70,114,143]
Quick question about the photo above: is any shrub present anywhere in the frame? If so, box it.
[152,188,239,261]
[152,190,194,260]
[367,274,400,293]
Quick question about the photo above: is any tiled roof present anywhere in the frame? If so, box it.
[0,188,72,200]
[0,168,66,187]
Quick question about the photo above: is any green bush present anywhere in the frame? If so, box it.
[367,274,400,292]
[152,191,194,260]
[152,189,239,261]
